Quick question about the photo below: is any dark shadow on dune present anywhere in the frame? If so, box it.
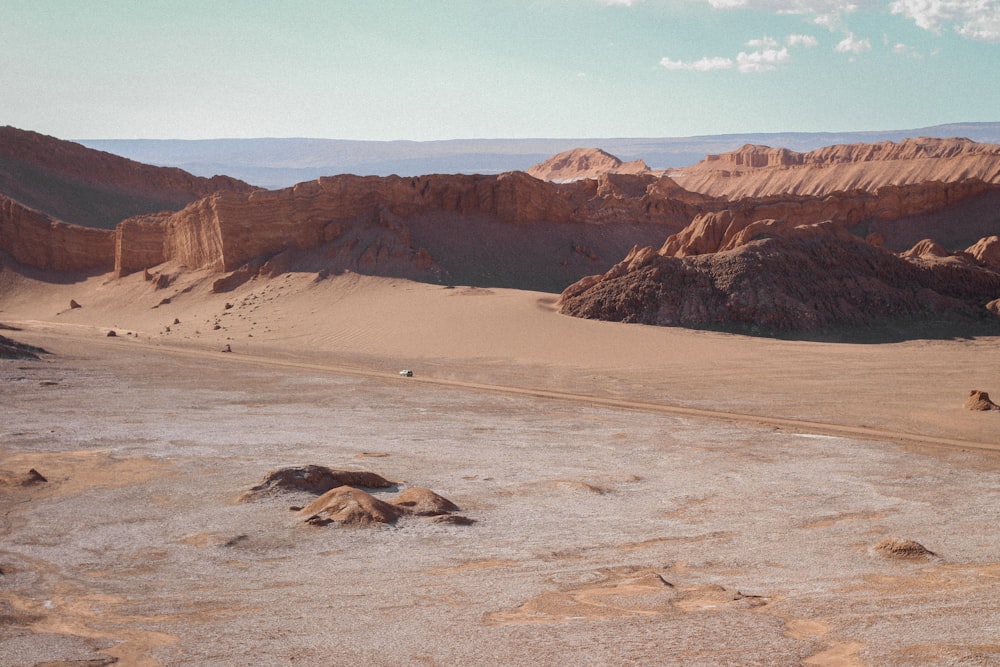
[691,318,1000,344]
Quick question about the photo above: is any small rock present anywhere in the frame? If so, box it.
[25,469,47,484]
[875,537,935,560]
[964,390,999,411]
[106,330,117,337]
[221,344,232,353]
[432,515,475,526]
[69,299,82,309]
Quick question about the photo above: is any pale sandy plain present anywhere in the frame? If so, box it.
[1,266,999,666]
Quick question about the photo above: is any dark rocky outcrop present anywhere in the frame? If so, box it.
[239,465,394,502]
[560,222,1000,336]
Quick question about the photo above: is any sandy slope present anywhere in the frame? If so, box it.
[1,267,997,449]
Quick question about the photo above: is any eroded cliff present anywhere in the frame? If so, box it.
[670,137,1000,199]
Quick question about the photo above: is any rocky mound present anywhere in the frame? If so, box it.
[560,220,1000,336]
[240,465,468,527]
[239,465,393,502]
[390,487,460,516]
[527,148,652,182]
[0,126,254,230]
[299,486,404,527]
[964,390,1000,411]
[874,538,936,560]
[671,137,1000,199]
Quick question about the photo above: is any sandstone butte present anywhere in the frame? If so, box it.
[527,147,654,182]
[3,127,1000,335]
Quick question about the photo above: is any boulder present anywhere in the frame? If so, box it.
[964,390,1000,411]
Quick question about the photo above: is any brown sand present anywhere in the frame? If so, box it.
[2,267,999,665]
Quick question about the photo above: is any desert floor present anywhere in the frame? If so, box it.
[1,268,999,666]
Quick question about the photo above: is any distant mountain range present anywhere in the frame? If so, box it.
[79,122,1000,190]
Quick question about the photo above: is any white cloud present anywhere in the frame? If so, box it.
[737,46,792,70]
[787,33,820,46]
[892,41,923,56]
[746,35,781,48]
[890,0,1000,41]
[660,55,735,70]
[660,31,813,74]
[704,0,870,15]
[700,0,1000,42]
[835,31,873,52]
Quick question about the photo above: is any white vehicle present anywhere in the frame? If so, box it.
[399,369,413,377]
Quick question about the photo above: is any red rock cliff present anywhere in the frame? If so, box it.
[1,195,114,273]
[114,172,708,277]
[0,126,255,230]
[671,137,1000,199]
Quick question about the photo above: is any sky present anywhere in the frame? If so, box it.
[2,0,998,140]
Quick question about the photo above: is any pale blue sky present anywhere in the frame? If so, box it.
[2,0,997,140]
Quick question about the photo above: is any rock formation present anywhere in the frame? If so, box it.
[528,147,653,182]
[109,171,707,291]
[299,486,404,527]
[874,538,936,560]
[670,137,1000,199]
[966,236,1000,270]
[0,126,254,229]
[389,487,460,516]
[0,195,115,273]
[560,221,1000,335]
[7,126,1000,337]
[964,390,999,411]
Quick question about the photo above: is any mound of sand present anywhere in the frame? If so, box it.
[298,486,404,527]
[390,487,460,516]
[875,538,936,560]
[239,465,393,502]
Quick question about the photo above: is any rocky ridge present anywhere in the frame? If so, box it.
[0,126,254,230]
[559,216,1000,335]
[6,128,1000,336]
[669,137,1000,199]
[32,170,711,291]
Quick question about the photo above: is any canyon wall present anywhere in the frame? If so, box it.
[112,172,707,277]
[0,196,114,273]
